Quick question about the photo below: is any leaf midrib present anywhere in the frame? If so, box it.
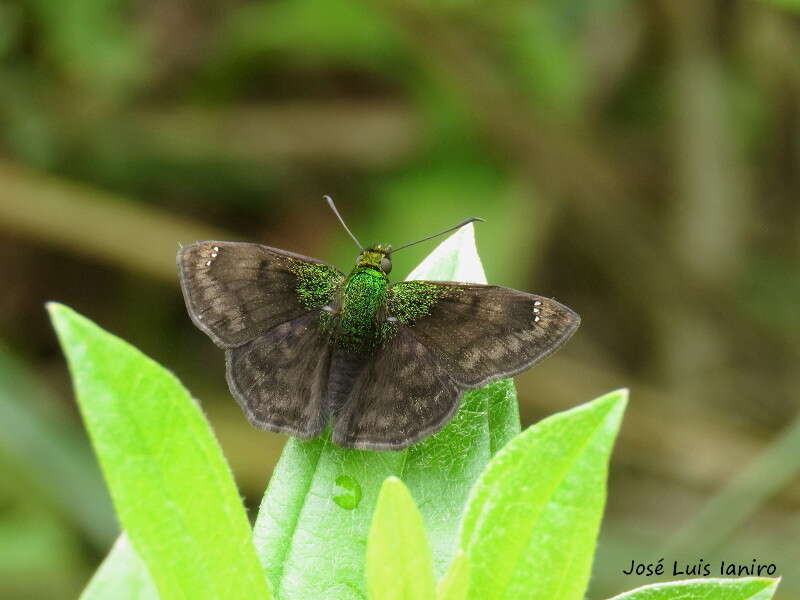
[499,416,611,600]
[463,404,615,600]
[272,437,334,598]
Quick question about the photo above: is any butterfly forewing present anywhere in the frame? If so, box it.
[389,282,580,388]
[178,241,344,348]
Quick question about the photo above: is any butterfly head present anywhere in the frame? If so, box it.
[325,196,483,278]
[357,245,392,275]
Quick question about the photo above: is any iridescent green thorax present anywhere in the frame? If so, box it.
[336,267,389,352]
[291,246,453,354]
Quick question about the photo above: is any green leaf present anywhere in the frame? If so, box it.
[253,224,521,598]
[606,577,779,600]
[459,389,628,600]
[81,534,157,600]
[403,220,487,283]
[366,477,435,600]
[437,551,469,600]
[48,304,271,600]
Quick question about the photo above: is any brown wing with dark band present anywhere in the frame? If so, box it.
[177,241,343,348]
[395,282,580,388]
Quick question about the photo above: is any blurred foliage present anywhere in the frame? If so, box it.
[0,0,798,598]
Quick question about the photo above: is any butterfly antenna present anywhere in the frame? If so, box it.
[324,195,363,250]
[391,217,485,253]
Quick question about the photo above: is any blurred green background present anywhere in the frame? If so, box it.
[1,0,799,598]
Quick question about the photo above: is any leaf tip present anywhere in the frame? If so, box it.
[46,302,76,339]
[593,387,629,420]
[379,475,407,497]
[45,301,68,320]
[374,477,419,524]
[610,387,629,408]
[46,303,96,347]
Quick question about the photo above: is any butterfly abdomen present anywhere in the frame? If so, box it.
[333,267,388,352]
[326,349,367,415]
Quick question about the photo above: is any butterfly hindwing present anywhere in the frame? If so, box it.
[226,312,330,438]
[331,329,462,450]
[388,281,580,388]
[177,241,344,348]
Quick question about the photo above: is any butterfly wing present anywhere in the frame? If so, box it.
[331,281,579,450]
[388,281,580,387]
[178,241,344,348]
[178,241,344,436]
[226,312,331,438]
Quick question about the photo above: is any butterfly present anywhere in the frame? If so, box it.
[177,198,580,451]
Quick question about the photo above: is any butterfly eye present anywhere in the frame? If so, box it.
[380,257,392,274]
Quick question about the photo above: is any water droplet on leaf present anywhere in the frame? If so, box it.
[332,474,362,510]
